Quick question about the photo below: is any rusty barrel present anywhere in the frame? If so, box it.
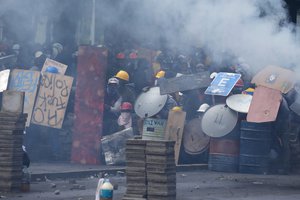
[239,121,272,174]
[208,125,240,173]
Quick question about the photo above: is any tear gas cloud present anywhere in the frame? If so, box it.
[102,0,300,73]
[1,0,300,74]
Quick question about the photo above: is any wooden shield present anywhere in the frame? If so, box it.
[159,72,211,95]
[251,66,295,94]
[41,58,68,75]
[247,86,282,123]
[165,110,186,165]
[8,69,40,126]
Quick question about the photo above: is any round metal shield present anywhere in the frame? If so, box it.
[226,94,252,113]
[134,87,168,118]
[183,117,210,155]
[201,104,238,138]
[0,69,10,92]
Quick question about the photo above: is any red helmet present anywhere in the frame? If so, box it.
[129,52,138,59]
[116,52,125,59]
[235,78,244,87]
[120,102,133,111]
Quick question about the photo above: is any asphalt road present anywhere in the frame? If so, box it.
[1,170,300,200]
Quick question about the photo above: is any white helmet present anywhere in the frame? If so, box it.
[197,103,210,113]
[210,72,218,79]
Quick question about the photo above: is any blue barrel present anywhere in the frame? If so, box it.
[208,124,240,173]
[239,121,272,174]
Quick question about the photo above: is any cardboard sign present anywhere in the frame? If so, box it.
[247,86,282,123]
[159,72,211,95]
[8,69,40,126]
[251,66,295,94]
[32,73,73,129]
[205,72,241,96]
[0,69,10,92]
[142,118,167,140]
[41,58,68,75]
[165,110,186,165]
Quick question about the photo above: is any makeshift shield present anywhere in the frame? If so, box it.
[247,86,282,123]
[183,117,210,155]
[201,104,238,137]
[251,65,295,94]
[0,69,10,92]
[226,94,252,113]
[134,87,168,118]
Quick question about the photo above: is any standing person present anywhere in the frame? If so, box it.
[114,70,136,105]
[103,77,122,136]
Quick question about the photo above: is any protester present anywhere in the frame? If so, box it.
[114,70,136,105]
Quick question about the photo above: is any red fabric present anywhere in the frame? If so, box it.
[72,46,107,164]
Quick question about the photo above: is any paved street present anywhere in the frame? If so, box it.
[1,170,300,200]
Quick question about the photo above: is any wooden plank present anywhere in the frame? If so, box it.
[41,58,67,75]
[247,86,282,123]
[158,72,210,95]
[251,65,295,94]
[8,69,40,126]
[164,110,186,165]
[31,73,73,129]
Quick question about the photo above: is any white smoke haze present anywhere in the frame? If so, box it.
[1,0,300,74]
[114,0,299,73]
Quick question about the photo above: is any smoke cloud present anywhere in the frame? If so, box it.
[1,0,300,74]
[101,0,299,73]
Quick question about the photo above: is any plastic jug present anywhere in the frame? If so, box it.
[100,179,113,200]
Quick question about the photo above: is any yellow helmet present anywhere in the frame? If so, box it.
[172,106,182,112]
[115,70,129,81]
[155,70,165,79]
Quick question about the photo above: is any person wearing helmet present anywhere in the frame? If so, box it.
[114,70,136,105]
[51,43,63,59]
[154,70,166,86]
[196,103,210,118]
[103,77,122,136]
[155,70,165,79]
[171,106,182,112]
[115,70,129,82]
[118,102,133,129]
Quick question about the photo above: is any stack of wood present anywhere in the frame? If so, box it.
[123,139,147,200]
[146,140,176,200]
[0,112,27,192]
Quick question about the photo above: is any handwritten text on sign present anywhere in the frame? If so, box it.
[32,73,73,129]
[8,70,40,126]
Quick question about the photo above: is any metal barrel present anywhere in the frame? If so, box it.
[239,120,272,174]
[208,124,240,173]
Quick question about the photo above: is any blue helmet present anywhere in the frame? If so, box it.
[45,66,59,74]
